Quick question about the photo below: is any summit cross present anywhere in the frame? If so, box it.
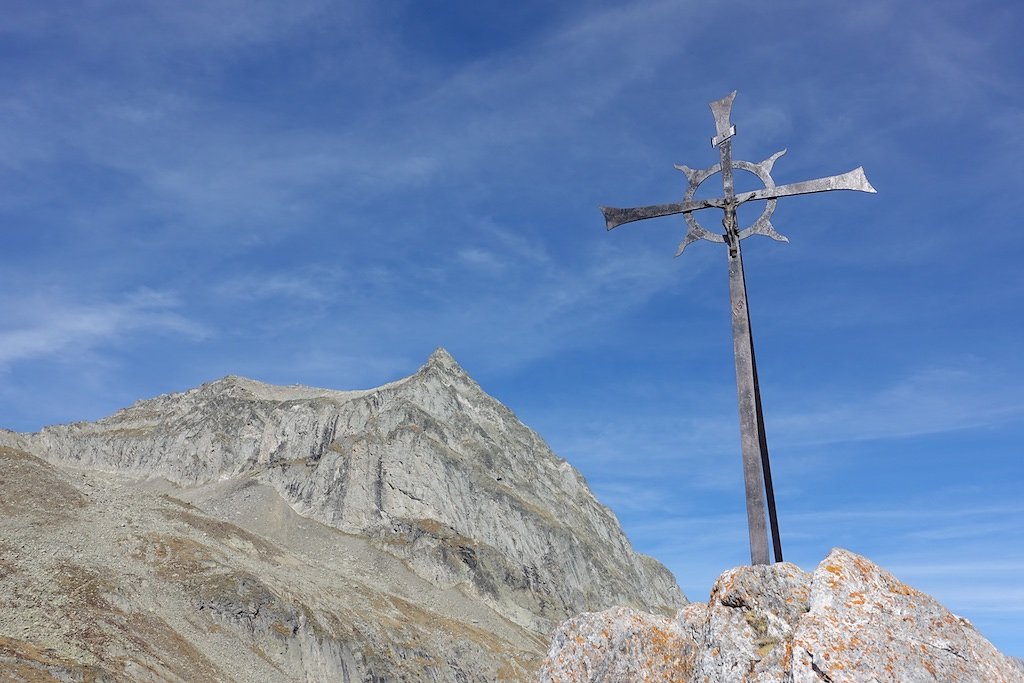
[601,91,876,566]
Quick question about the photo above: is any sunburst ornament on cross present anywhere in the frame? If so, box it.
[601,91,876,566]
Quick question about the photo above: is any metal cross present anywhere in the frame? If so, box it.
[601,91,875,566]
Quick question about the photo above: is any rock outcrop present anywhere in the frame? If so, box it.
[539,548,1023,683]
[684,561,810,683]
[0,349,685,681]
[790,549,1020,683]
[537,607,695,682]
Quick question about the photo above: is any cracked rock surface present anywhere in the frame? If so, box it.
[0,348,684,682]
[790,548,1021,683]
[537,606,694,683]
[539,548,1023,683]
[686,561,810,682]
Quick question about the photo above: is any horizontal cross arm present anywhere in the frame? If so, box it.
[737,167,876,204]
[601,198,721,230]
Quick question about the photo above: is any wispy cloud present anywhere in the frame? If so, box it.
[212,267,342,303]
[0,289,206,369]
[905,2,1019,104]
[770,364,1024,446]
[434,240,707,369]
[543,359,1024,498]
[0,0,710,248]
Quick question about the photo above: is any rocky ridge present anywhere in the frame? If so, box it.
[538,548,1024,682]
[0,349,684,681]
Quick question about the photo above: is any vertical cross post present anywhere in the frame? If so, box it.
[713,92,777,565]
[727,232,775,565]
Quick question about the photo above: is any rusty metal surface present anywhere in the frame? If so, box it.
[601,91,875,566]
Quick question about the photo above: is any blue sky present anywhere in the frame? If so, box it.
[2,0,1022,656]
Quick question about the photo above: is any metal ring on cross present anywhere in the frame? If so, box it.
[673,150,790,256]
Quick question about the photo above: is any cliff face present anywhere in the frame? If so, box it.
[0,349,684,681]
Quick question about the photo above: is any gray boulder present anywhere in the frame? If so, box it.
[539,548,1023,683]
[791,548,1022,683]
[537,606,694,682]
[685,561,810,683]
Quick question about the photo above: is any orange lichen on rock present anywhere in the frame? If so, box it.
[791,548,1024,683]
[539,548,1024,683]
[536,606,694,683]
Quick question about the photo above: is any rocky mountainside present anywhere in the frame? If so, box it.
[539,548,1024,682]
[0,349,684,681]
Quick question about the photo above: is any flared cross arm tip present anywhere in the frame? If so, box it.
[737,166,878,204]
[600,199,718,230]
[828,166,877,194]
[857,167,878,194]
[710,91,738,147]
[599,206,623,231]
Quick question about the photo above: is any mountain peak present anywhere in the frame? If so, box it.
[425,346,460,369]
[417,347,473,382]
